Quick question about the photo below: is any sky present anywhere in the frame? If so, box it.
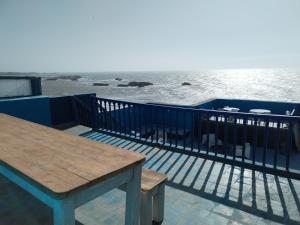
[0,0,300,72]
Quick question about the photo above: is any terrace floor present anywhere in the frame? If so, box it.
[1,126,300,225]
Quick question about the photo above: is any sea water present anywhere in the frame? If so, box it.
[41,68,300,105]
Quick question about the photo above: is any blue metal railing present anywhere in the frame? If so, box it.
[91,96,300,179]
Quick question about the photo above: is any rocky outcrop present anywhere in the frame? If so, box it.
[115,78,122,81]
[117,81,153,88]
[117,84,129,87]
[128,82,153,87]
[93,83,109,86]
[46,75,81,81]
[182,82,191,86]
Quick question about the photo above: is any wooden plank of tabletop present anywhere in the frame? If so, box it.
[0,113,145,196]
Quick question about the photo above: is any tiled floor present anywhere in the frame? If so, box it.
[1,130,300,225]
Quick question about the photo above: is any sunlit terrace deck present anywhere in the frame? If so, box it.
[1,85,300,225]
[1,127,300,225]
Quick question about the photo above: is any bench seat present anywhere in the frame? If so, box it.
[141,168,167,191]
[120,168,167,225]
[141,169,167,225]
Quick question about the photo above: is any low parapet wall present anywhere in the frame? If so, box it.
[0,93,95,128]
[0,96,52,126]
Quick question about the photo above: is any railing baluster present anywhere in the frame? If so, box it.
[224,115,228,158]
[214,114,218,156]
[91,97,97,130]
[138,105,142,139]
[123,103,127,135]
[197,112,202,152]
[98,100,102,129]
[183,110,186,150]
[106,101,109,130]
[263,118,269,167]
[163,108,166,145]
[103,100,106,130]
[191,111,194,151]
[128,104,131,136]
[206,113,210,154]
[151,106,154,142]
[112,102,116,132]
[103,100,108,130]
[156,107,159,143]
[233,115,237,160]
[133,104,137,138]
[175,109,179,147]
[253,117,257,165]
[144,106,148,140]
[99,100,103,129]
[108,102,112,131]
[117,102,121,133]
[274,120,280,169]
[169,110,173,146]
[242,116,247,162]
[286,120,293,171]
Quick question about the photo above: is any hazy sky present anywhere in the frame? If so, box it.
[0,0,300,72]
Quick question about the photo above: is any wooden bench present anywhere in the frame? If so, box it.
[120,168,167,225]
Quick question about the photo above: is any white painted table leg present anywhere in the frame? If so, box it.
[125,164,142,225]
[140,191,153,225]
[53,198,75,225]
[153,184,165,223]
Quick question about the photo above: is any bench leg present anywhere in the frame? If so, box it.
[125,164,142,225]
[153,184,165,224]
[53,198,75,225]
[140,191,153,225]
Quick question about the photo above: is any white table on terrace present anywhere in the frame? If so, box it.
[249,109,271,114]
[223,107,240,112]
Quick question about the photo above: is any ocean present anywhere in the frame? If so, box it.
[41,68,300,105]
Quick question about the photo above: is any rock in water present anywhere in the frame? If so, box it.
[115,77,123,81]
[117,84,129,87]
[117,81,153,88]
[127,82,153,87]
[182,82,191,86]
[93,83,109,86]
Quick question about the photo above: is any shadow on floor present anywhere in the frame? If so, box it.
[84,131,300,225]
[0,173,85,225]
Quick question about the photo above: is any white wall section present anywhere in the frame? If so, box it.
[0,79,32,97]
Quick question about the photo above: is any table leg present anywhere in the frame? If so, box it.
[125,164,142,225]
[153,183,165,223]
[140,191,152,225]
[53,198,75,225]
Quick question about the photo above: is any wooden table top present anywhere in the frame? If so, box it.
[0,113,145,196]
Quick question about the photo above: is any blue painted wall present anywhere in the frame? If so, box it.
[0,96,52,126]
[50,96,76,126]
[50,93,95,128]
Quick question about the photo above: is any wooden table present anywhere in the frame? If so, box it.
[0,113,145,225]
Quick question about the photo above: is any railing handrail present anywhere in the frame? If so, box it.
[92,96,300,121]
